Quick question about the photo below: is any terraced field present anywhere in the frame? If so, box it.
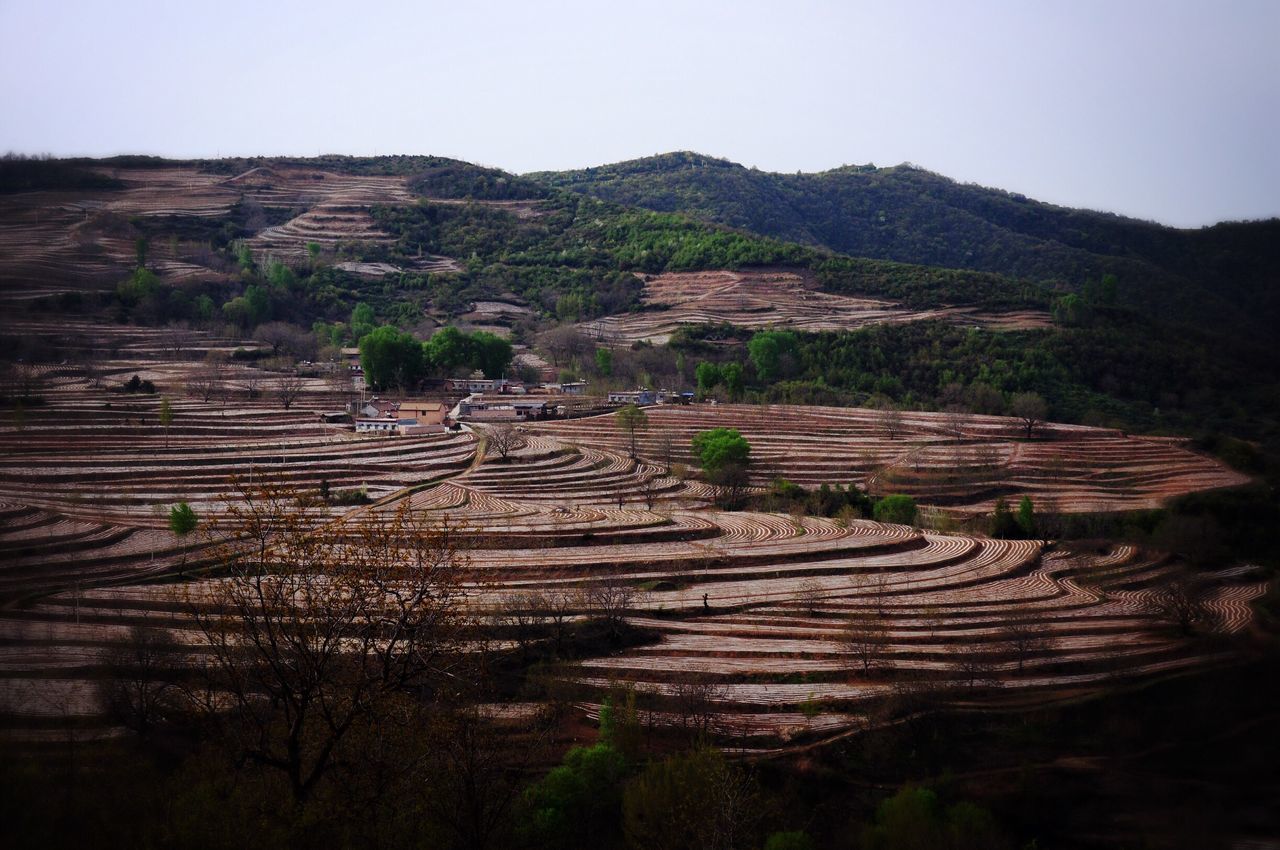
[0,400,476,527]
[0,164,462,302]
[529,404,1248,514]
[0,386,1265,747]
[580,269,1051,345]
[1,490,1266,750]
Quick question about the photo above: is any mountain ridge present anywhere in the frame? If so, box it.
[529,151,1280,336]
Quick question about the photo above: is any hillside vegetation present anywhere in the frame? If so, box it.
[531,151,1280,336]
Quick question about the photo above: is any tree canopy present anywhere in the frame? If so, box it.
[168,502,198,536]
[747,330,799,383]
[873,494,917,526]
[691,428,751,476]
[359,325,425,389]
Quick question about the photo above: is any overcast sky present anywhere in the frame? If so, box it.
[2,0,1276,227]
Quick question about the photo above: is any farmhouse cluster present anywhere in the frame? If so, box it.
[348,372,695,434]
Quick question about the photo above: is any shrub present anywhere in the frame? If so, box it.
[874,494,917,526]
[167,502,198,536]
[765,831,817,850]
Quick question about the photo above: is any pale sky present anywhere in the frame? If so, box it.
[2,0,1276,227]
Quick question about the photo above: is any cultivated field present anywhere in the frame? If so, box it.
[529,404,1248,515]
[579,269,1051,345]
[0,165,1264,752]
[0,381,1263,749]
[0,163,500,303]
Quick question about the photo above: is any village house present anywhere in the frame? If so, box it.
[357,398,401,418]
[354,413,447,435]
[608,388,657,406]
[445,370,513,394]
[398,400,449,425]
[355,416,409,434]
[339,347,363,375]
[543,381,588,395]
[456,393,548,421]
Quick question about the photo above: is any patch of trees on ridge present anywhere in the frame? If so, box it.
[0,153,124,193]
[674,318,1280,445]
[360,324,512,389]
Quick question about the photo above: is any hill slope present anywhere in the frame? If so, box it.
[530,152,1280,335]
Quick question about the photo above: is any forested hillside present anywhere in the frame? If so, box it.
[532,152,1280,336]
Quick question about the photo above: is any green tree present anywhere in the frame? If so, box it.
[765,831,817,850]
[194,294,214,321]
[350,302,376,341]
[860,785,1010,850]
[1017,495,1036,538]
[226,284,272,326]
[873,494,917,526]
[116,267,163,306]
[556,292,584,323]
[595,347,613,377]
[359,325,425,389]
[470,330,513,378]
[424,326,471,375]
[990,497,1020,539]
[691,428,751,476]
[616,404,648,459]
[168,502,198,536]
[267,260,298,292]
[721,362,744,400]
[134,236,149,269]
[622,747,761,850]
[1052,293,1090,326]
[158,397,173,448]
[520,742,629,850]
[748,329,798,383]
[1099,272,1119,305]
[695,361,722,395]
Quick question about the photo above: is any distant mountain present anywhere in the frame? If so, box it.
[530,152,1280,335]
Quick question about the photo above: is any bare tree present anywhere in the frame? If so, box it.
[615,403,648,459]
[184,485,471,802]
[421,704,544,850]
[326,364,356,408]
[484,422,521,461]
[81,358,105,390]
[585,572,639,637]
[236,367,265,400]
[1010,391,1048,440]
[877,404,904,441]
[98,622,179,738]
[640,470,660,510]
[623,746,762,850]
[997,605,1055,674]
[496,591,543,659]
[255,321,316,359]
[841,612,891,676]
[541,587,578,656]
[185,353,226,402]
[1149,576,1212,636]
[538,325,591,367]
[670,675,726,740]
[973,440,1002,474]
[654,429,675,474]
[952,649,998,691]
[161,322,189,358]
[797,577,824,616]
[270,369,307,410]
[943,403,969,444]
